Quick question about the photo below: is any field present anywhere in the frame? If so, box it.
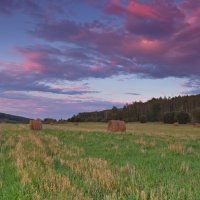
[0,122,200,200]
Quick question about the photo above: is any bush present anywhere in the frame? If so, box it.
[139,115,147,123]
[163,112,175,124]
[192,108,200,123]
[176,111,190,124]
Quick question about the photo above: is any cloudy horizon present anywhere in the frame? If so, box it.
[0,0,200,119]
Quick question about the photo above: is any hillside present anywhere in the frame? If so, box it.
[69,94,200,123]
[0,112,30,123]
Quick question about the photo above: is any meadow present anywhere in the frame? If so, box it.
[0,122,200,200]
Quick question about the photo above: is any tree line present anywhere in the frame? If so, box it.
[68,94,200,124]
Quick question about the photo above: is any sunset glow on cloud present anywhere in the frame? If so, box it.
[0,0,199,119]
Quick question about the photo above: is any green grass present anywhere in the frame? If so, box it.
[0,132,25,200]
[0,122,200,199]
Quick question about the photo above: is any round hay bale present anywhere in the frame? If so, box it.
[194,123,200,128]
[29,119,43,131]
[173,122,179,127]
[107,120,126,132]
[118,120,126,132]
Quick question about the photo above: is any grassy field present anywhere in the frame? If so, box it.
[0,122,200,200]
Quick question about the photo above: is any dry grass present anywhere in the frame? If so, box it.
[168,143,185,154]
[135,138,156,148]
[9,133,90,199]
[135,138,147,145]
[43,122,200,140]
[180,162,190,174]
[168,143,194,155]
[66,158,115,191]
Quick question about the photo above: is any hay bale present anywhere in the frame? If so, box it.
[118,121,126,132]
[194,123,200,128]
[29,119,42,131]
[173,122,179,127]
[107,120,126,132]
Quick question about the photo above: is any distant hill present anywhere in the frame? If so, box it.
[68,94,200,123]
[0,113,31,123]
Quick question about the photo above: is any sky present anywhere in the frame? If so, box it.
[0,0,200,119]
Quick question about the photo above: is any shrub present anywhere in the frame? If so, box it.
[163,112,175,124]
[192,108,200,123]
[139,115,147,123]
[176,111,190,124]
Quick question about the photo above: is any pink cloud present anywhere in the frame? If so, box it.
[89,66,104,72]
[22,51,44,60]
[127,1,159,20]
[1,0,200,98]
[23,61,44,72]
[105,0,125,14]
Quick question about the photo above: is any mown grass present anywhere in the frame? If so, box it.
[0,122,200,199]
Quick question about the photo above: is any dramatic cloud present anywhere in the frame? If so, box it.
[0,56,100,95]
[2,0,200,81]
[29,0,200,79]
[0,0,199,118]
